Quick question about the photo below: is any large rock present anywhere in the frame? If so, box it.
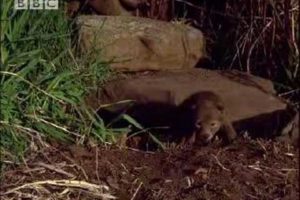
[67,0,146,17]
[76,15,206,71]
[86,69,298,144]
[88,0,147,16]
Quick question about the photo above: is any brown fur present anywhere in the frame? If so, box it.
[177,91,237,146]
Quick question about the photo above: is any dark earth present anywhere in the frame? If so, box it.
[1,137,299,200]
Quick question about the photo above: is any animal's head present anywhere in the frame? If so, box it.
[190,100,224,145]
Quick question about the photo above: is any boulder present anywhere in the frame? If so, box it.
[85,68,298,144]
[87,0,143,16]
[66,0,146,17]
[75,15,206,71]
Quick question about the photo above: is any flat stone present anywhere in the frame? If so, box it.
[75,15,206,71]
[86,68,297,143]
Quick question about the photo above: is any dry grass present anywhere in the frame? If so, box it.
[2,179,116,200]
[141,0,299,104]
[1,138,298,199]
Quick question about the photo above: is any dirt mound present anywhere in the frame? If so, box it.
[1,138,298,200]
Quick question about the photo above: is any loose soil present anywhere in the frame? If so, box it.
[1,138,299,200]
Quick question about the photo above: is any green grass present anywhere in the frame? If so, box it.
[0,0,119,160]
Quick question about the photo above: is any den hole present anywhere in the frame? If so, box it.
[97,102,192,151]
[97,102,298,151]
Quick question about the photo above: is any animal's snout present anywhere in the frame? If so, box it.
[199,133,213,142]
[194,130,214,145]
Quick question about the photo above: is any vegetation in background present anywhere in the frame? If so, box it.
[184,0,299,104]
[146,0,299,104]
[0,0,119,160]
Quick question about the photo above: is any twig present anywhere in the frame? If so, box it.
[11,191,39,199]
[0,121,48,148]
[280,168,298,172]
[121,163,130,174]
[211,154,230,171]
[96,147,100,183]
[59,152,89,180]
[248,165,263,172]
[130,182,143,200]
[126,147,155,154]
[284,152,295,157]
[185,176,194,188]
[291,11,299,78]
[278,88,300,97]
[3,180,116,199]
[36,162,75,178]
[246,20,273,72]
[246,193,259,199]
[23,167,45,173]
[256,140,267,154]
[194,167,208,175]
[26,115,81,138]
[21,156,33,179]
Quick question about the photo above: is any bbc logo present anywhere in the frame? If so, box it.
[15,0,59,10]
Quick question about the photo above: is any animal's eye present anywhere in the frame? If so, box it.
[210,122,218,127]
[195,121,202,129]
